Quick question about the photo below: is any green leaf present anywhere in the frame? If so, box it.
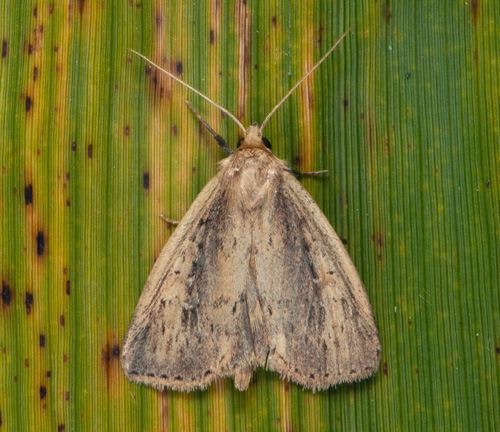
[1,0,498,431]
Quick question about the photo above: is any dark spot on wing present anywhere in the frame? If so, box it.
[2,282,12,306]
[143,172,150,189]
[25,292,34,314]
[36,231,45,256]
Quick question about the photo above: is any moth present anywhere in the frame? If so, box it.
[121,28,380,392]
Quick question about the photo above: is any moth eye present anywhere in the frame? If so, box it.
[237,137,244,148]
[262,137,272,150]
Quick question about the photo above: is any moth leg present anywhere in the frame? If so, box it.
[288,168,329,176]
[159,214,179,226]
[185,100,234,154]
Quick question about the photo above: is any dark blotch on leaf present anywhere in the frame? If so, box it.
[383,362,388,375]
[26,96,32,112]
[59,315,65,326]
[124,124,130,136]
[2,39,7,58]
[112,345,120,357]
[496,346,500,355]
[25,184,33,205]
[87,144,93,158]
[176,61,183,74]
[71,141,76,151]
[2,282,12,306]
[40,386,47,399]
[143,172,150,189]
[406,72,411,79]
[210,29,214,44]
[66,280,70,295]
[25,292,34,314]
[39,334,46,347]
[36,231,45,256]
[58,425,65,432]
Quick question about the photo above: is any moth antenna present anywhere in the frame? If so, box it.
[128,49,246,134]
[260,26,354,132]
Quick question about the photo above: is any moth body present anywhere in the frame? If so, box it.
[121,125,381,392]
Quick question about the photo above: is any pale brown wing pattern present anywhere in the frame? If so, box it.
[121,175,257,391]
[253,172,381,390]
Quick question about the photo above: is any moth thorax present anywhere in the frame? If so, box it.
[241,124,264,149]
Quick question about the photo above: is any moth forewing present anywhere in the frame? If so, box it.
[122,28,380,392]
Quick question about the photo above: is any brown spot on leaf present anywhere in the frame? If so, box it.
[124,124,130,136]
[25,184,33,205]
[65,280,70,295]
[33,5,38,17]
[65,391,69,401]
[175,61,183,74]
[25,292,34,314]
[2,39,7,58]
[59,315,65,326]
[414,367,419,374]
[271,16,277,26]
[383,2,393,23]
[143,172,150,189]
[172,124,177,135]
[36,231,45,256]
[71,141,76,151]
[77,0,85,15]
[39,334,46,347]
[58,425,65,432]
[382,362,388,375]
[343,98,349,108]
[33,66,38,81]
[471,0,481,24]
[87,144,93,158]
[24,358,29,367]
[66,197,70,207]
[210,29,215,44]
[26,96,32,112]
[112,345,120,357]
[46,370,51,377]
[40,386,47,399]
[1,281,12,306]
[495,346,500,355]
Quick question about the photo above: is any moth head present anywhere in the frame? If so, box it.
[237,124,272,151]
